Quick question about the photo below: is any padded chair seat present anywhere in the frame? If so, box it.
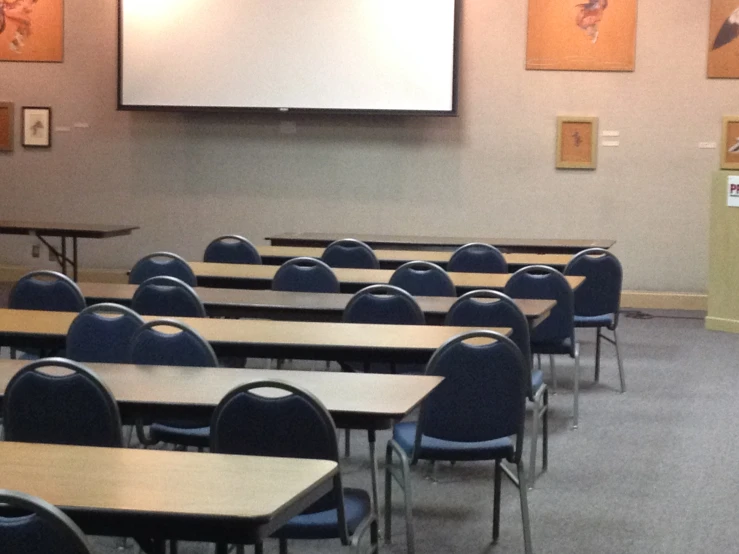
[531,337,574,356]
[149,420,210,448]
[393,421,514,462]
[531,369,544,393]
[574,314,615,329]
[274,488,371,540]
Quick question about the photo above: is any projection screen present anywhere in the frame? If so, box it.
[118,0,459,114]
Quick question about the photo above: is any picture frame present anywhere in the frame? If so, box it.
[0,0,64,63]
[708,0,739,78]
[721,116,739,169]
[556,116,598,169]
[22,107,51,148]
[0,102,13,152]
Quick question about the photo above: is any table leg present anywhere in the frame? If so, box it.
[367,429,379,520]
[61,236,67,276]
[72,237,78,281]
[134,538,166,554]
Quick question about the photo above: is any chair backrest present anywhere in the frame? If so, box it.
[389,261,456,297]
[444,290,532,391]
[0,489,93,554]
[3,358,122,447]
[564,248,622,325]
[129,252,197,286]
[203,235,262,264]
[414,331,526,463]
[211,380,347,538]
[8,271,86,312]
[504,265,574,345]
[343,284,425,325]
[272,257,340,293]
[131,276,207,318]
[447,243,507,274]
[66,303,145,363]
[129,319,218,367]
[321,239,380,269]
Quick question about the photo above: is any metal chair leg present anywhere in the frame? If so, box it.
[254,543,263,554]
[384,442,393,543]
[613,327,626,393]
[279,538,288,554]
[528,397,539,489]
[594,328,602,382]
[345,429,351,457]
[542,387,549,471]
[517,462,534,554]
[549,355,558,392]
[572,343,581,430]
[385,440,415,554]
[492,459,502,542]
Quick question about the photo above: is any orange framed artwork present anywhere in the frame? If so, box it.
[0,102,13,152]
[721,117,739,169]
[0,0,64,62]
[708,1,739,77]
[556,117,598,169]
[526,0,637,71]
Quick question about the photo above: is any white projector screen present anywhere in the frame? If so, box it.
[118,0,459,114]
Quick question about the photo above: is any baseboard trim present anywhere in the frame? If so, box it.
[705,316,739,334]
[621,291,707,311]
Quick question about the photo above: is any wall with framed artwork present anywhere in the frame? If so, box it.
[0,0,733,296]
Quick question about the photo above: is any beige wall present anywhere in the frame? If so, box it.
[0,0,725,292]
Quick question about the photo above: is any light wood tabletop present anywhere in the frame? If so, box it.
[0,359,443,430]
[0,441,336,545]
[0,308,511,363]
[266,232,616,254]
[250,245,573,269]
[188,261,585,293]
[79,282,556,327]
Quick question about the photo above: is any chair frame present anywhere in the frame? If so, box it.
[445,289,549,488]
[565,248,625,393]
[132,275,207,318]
[8,270,86,311]
[322,239,380,269]
[204,235,262,264]
[389,261,456,297]
[67,303,145,356]
[384,330,532,554]
[0,489,93,554]
[447,242,507,274]
[3,357,123,447]
[128,252,197,286]
[272,257,340,293]
[211,379,378,554]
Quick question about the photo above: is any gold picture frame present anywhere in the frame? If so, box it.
[721,116,739,169]
[0,102,13,152]
[556,116,598,169]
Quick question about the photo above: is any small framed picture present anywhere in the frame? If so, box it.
[0,102,13,152]
[721,116,739,169]
[22,107,51,148]
[556,116,598,169]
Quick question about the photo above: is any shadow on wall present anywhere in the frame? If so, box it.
[124,110,464,204]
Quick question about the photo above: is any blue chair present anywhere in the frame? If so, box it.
[447,243,507,274]
[384,331,532,554]
[0,489,93,554]
[66,303,145,363]
[131,276,206,318]
[204,235,262,264]
[505,265,581,429]
[322,239,380,269]
[272,257,340,293]
[211,380,377,554]
[7,270,86,359]
[445,290,548,487]
[3,358,122,447]
[389,261,456,297]
[129,252,197,286]
[129,319,218,449]
[564,248,625,393]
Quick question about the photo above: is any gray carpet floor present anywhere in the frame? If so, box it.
[59,311,739,553]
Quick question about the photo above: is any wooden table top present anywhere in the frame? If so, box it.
[0,359,444,426]
[251,245,573,269]
[266,232,616,252]
[189,262,585,291]
[0,441,336,521]
[0,220,139,238]
[79,282,556,326]
[0,309,510,362]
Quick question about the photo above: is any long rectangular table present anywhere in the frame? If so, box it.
[0,308,510,363]
[0,220,139,281]
[266,232,616,254]
[0,441,337,554]
[250,245,573,270]
[188,261,585,293]
[79,282,556,328]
